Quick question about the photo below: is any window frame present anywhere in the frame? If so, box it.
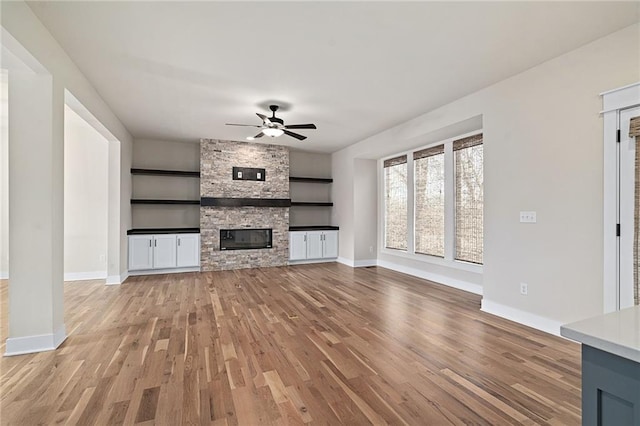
[378,130,483,274]
[383,155,408,251]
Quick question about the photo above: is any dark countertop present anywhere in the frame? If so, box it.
[127,228,200,235]
[289,225,339,231]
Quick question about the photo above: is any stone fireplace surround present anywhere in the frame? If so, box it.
[199,139,289,271]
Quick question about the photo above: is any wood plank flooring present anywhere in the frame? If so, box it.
[0,264,581,425]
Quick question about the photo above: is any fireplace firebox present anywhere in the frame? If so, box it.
[220,228,272,250]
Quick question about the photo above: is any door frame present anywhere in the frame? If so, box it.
[602,82,640,313]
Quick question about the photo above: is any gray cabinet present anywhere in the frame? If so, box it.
[581,345,640,426]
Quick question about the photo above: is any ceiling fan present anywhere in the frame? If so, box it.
[226,105,317,141]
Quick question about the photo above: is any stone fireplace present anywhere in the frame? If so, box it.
[199,139,289,271]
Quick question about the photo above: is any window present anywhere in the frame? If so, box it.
[384,155,407,250]
[414,145,445,257]
[381,132,483,267]
[454,135,483,264]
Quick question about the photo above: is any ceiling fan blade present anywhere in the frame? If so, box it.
[284,124,317,130]
[256,113,271,124]
[226,123,262,127]
[253,132,264,139]
[283,130,307,141]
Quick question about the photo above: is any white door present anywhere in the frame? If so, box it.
[619,106,640,308]
[129,235,153,270]
[153,234,177,269]
[322,231,339,258]
[177,234,200,267]
[306,231,323,259]
[289,232,307,260]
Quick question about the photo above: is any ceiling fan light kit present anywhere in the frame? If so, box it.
[227,104,317,141]
[263,128,284,137]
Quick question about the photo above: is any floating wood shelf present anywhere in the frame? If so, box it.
[290,202,334,207]
[289,176,333,183]
[131,168,200,177]
[127,228,200,235]
[131,199,200,205]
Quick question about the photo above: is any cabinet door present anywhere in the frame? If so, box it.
[289,232,307,260]
[322,231,338,258]
[306,231,323,259]
[153,234,177,269]
[129,235,153,270]
[177,234,200,267]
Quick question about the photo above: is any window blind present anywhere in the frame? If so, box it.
[384,155,408,168]
[414,145,445,257]
[630,116,640,138]
[454,134,483,264]
[384,155,408,250]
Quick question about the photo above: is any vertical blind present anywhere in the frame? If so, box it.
[414,145,445,257]
[454,134,483,264]
[630,116,640,306]
[384,155,408,250]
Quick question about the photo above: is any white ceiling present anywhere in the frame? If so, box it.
[28,1,638,153]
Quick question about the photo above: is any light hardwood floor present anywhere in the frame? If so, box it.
[0,264,581,425]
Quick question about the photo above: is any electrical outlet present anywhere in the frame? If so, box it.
[520,283,528,295]
[520,211,537,223]
[369,246,374,254]
[99,254,106,263]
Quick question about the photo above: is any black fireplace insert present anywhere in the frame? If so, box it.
[220,228,272,250]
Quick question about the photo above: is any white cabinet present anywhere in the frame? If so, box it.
[322,230,339,258]
[289,230,338,261]
[289,232,307,261]
[306,231,324,259]
[153,234,177,269]
[129,233,200,272]
[177,234,200,267]
[129,235,154,270]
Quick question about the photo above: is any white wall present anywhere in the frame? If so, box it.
[332,152,354,261]
[0,70,8,278]
[353,159,377,264]
[333,24,640,333]
[64,106,108,279]
[2,1,133,281]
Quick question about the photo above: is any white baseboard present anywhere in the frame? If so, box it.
[127,267,200,277]
[0,271,7,280]
[337,257,354,267]
[354,259,377,267]
[377,259,483,295]
[64,271,107,282]
[5,324,67,356]
[481,299,563,337]
[289,258,337,266]
[106,272,129,285]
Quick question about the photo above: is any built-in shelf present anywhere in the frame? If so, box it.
[128,227,200,235]
[289,176,333,183]
[131,168,200,177]
[289,225,339,231]
[290,202,333,207]
[131,199,200,205]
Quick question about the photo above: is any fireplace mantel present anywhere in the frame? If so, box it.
[200,197,291,208]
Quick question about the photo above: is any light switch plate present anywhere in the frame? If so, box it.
[520,211,537,223]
